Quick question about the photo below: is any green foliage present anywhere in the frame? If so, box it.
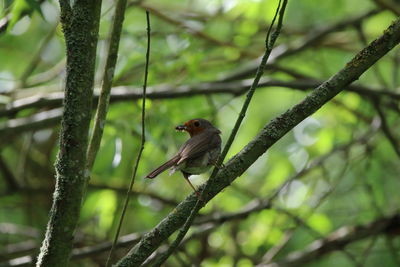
[7,0,43,31]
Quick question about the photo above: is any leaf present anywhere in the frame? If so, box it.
[25,0,44,18]
[7,0,44,32]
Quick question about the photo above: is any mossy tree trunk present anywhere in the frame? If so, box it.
[36,1,102,266]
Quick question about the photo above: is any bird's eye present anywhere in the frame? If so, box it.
[193,121,200,127]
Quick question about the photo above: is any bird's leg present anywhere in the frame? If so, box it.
[182,172,202,200]
[186,179,202,199]
[210,158,225,169]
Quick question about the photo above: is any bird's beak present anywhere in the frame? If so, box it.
[175,124,187,131]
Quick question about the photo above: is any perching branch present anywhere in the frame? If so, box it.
[194,127,375,227]
[35,1,102,266]
[114,17,400,266]
[0,131,373,265]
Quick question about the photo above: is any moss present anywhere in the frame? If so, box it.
[36,1,102,266]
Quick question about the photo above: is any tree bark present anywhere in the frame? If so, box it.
[36,1,102,266]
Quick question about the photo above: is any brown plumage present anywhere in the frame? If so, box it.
[146,119,222,197]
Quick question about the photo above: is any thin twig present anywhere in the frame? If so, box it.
[152,198,202,266]
[363,148,400,265]
[373,101,400,158]
[105,10,150,267]
[207,0,287,175]
[142,223,217,265]
[19,22,59,88]
[0,155,20,192]
[136,2,257,58]
[151,1,288,265]
[392,49,400,88]
[373,0,400,15]
[89,183,179,206]
[87,0,129,170]
[354,23,389,88]
[219,9,380,82]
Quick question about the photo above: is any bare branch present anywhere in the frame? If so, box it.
[373,101,400,158]
[2,78,399,139]
[0,155,20,192]
[105,9,150,267]
[2,77,399,119]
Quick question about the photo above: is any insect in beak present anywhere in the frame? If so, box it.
[175,125,187,131]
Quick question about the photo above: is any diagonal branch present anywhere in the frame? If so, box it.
[114,14,400,267]
[373,100,400,158]
[105,9,151,267]
[0,154,20,192]
[193,128,375,227]
[373,0,400,15]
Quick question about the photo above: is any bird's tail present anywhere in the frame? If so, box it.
[146,155,180,179]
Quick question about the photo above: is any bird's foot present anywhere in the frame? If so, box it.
[212,161,225,169]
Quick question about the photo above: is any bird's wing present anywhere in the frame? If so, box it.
[178,130,221,163]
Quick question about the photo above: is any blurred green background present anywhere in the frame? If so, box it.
[1,0,400,266]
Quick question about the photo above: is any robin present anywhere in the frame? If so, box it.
[146,118,222,197]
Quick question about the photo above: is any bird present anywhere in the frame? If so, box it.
[146,118,222,198]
